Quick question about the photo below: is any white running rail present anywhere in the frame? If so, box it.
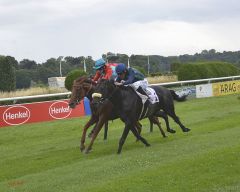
[1,75,240,102]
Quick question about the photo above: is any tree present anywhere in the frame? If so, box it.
[0,56,16,91]
[19,59,37,69]
[16,69,32,89]
[6,56,18,69]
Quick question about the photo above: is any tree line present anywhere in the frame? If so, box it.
[0,49,240,91]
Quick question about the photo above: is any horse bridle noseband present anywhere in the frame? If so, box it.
[73,81,93,103]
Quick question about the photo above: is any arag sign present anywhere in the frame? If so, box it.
[3,106,30,125]
[49,101,72,119]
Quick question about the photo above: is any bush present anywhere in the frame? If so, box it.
[178,61,240,81]
[64,69,87,91]
[0,56,16,91]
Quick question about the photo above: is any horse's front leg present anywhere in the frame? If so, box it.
[117,123,130,154]
[80,115,97,152]
[85,114,108,154]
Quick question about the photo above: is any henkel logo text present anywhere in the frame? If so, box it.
[3,106,30,125]
[49,101,72,119]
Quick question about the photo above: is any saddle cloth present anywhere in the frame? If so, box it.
[126,80,159,105]
[146,87,159,104]
[135,87,159,104]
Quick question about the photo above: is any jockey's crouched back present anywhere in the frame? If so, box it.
[114,63,149,98]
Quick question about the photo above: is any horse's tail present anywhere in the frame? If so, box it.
[170,90,187,102]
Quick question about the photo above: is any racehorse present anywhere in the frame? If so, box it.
[68,77,109,140]
[92,79,190,154]
[68,76,166,153]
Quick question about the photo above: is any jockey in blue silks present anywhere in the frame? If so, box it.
[114,63,149,97]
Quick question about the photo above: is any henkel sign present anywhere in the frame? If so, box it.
[3,106,31,125]
[49,101,72,119]
[0,99,85,127]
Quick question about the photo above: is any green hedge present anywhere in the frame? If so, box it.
[0,56,16,91]
[64,69,87,91]
[178,61,240,81]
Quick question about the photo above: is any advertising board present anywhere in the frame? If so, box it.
[0,99,85,127]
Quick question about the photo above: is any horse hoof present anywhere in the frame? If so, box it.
[84,150,89,154]
[80,146,85,152]
[168,129,176,134]
[183,128,191,132]
[146,143,151,147]
[85,148,92,154]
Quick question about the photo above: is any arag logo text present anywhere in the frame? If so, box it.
[49,101,72,119]
[3,106,30,125]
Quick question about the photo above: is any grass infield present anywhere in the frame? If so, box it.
[0,94,240,192]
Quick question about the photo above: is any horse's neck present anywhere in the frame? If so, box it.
[85,84,96,101]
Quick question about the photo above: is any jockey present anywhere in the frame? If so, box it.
[92,58,118,82]
[114,63,149,97]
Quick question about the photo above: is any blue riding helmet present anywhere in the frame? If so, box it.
[93,58,106,69]
[115,63,126,74]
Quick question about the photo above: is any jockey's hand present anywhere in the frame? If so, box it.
[114,82,123,86]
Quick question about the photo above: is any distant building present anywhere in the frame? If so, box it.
[48,77,66,88]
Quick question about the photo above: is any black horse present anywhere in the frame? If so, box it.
[68,76,166,153]
[92,79,190,154]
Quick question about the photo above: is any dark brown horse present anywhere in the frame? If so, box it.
[68,77,110,140]
[68,76,166,153]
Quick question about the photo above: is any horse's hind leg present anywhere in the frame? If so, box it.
[88,124,96,138]
[103,121,108,140]
[130,123,150,147]
[88,121,108,140]
[149,117,166,137]
[134,121,142,142]
[155,111,176,133]
[149,120,154,132]
[135,121,142,135]
[164,108,190,132]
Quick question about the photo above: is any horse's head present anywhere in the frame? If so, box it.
[69,76,95,109]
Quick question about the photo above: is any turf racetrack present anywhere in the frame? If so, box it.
[0,94,240,192]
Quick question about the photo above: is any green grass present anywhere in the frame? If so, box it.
[0,94,240,192]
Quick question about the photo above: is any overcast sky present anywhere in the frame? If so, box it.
[0,0,240,63]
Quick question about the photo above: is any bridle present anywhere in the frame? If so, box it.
[72,81,94,104]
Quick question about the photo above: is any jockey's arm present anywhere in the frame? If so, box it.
[102,66,113,80]
[122,72,135,85]
[92,71,101,81]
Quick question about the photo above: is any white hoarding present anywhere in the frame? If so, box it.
[196,84,213,98]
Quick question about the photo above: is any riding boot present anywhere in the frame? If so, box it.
[136,86,151,106]
[136,86,149,98]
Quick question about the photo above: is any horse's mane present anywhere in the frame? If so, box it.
[74,76,96,85]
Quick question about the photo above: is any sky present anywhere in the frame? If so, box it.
[0,0,240,63]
